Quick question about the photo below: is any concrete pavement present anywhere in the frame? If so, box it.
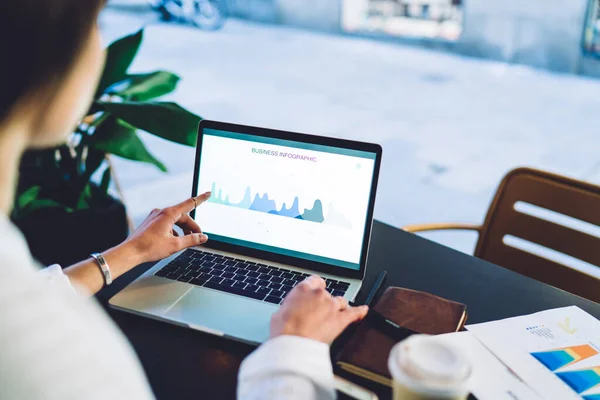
[100,5,600,254]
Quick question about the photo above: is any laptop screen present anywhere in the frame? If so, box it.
[194,128,377,271]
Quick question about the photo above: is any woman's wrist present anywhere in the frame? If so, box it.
[102,241,145,278]
[64,241,144,296]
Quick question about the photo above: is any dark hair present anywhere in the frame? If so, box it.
[0,0,105,124]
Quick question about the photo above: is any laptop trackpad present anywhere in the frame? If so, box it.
[165,287,278,344]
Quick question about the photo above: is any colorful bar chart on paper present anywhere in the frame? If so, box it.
[531,345,599,371]
[556,367,600,394]
[208,182,353,228]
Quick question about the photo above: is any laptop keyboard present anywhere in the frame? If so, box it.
[154,249,350,305]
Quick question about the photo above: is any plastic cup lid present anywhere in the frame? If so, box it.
[388,334,472,396]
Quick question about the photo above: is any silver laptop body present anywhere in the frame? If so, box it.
[110,120,382,345]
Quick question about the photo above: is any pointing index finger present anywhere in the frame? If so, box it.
[172,191,212,215]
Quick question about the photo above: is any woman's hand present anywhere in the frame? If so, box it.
[64,193,211,295]
[270,275,368,344]
[123,191,212,265]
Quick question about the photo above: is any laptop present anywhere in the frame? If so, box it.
[109,120,382,344]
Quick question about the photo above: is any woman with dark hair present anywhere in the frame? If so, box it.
[0,2,368,399]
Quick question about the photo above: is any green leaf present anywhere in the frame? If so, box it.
[17,186,41,209]
[100,167,112,194]
[76,183,93,209]
[96,101,201,146]
[97,29,144,95]
[26,199,69,214]
[91,116,167,172]
[107,71,180,101]
[14,187,69,219]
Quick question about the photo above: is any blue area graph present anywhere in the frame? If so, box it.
[531,345,598,371]
[556,368,600,394]
[208,182,351,227]
[531,345,600,395]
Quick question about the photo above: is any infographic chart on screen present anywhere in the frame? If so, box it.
[194,129,376,269]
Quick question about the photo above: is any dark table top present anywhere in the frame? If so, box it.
[97,220,600,400]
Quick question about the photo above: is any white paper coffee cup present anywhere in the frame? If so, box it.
[388,334,472,400]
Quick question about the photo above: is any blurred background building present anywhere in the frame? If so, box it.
[342,0,463,41]
[102,0,600,256]
[229,0,600,76]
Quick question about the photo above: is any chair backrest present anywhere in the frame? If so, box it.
[475,168,600,303]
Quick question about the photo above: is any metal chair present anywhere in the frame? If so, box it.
[403,168,600,303]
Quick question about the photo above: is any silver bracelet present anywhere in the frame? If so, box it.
[90,252,113,286]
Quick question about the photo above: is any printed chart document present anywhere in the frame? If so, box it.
[467,307,600,400]
[437,332,541,400]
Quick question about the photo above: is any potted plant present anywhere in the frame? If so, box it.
[12,28,201,267]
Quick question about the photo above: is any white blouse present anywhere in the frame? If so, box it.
[0,216,335,399]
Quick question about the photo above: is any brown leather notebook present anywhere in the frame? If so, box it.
[336,287,467,386]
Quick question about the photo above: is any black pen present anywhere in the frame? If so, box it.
[364,270,387,306]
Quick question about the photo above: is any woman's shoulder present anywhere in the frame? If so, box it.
[0,215,45,278]
[0,218,155,400]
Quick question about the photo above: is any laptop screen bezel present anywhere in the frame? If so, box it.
[190,120,382,280]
